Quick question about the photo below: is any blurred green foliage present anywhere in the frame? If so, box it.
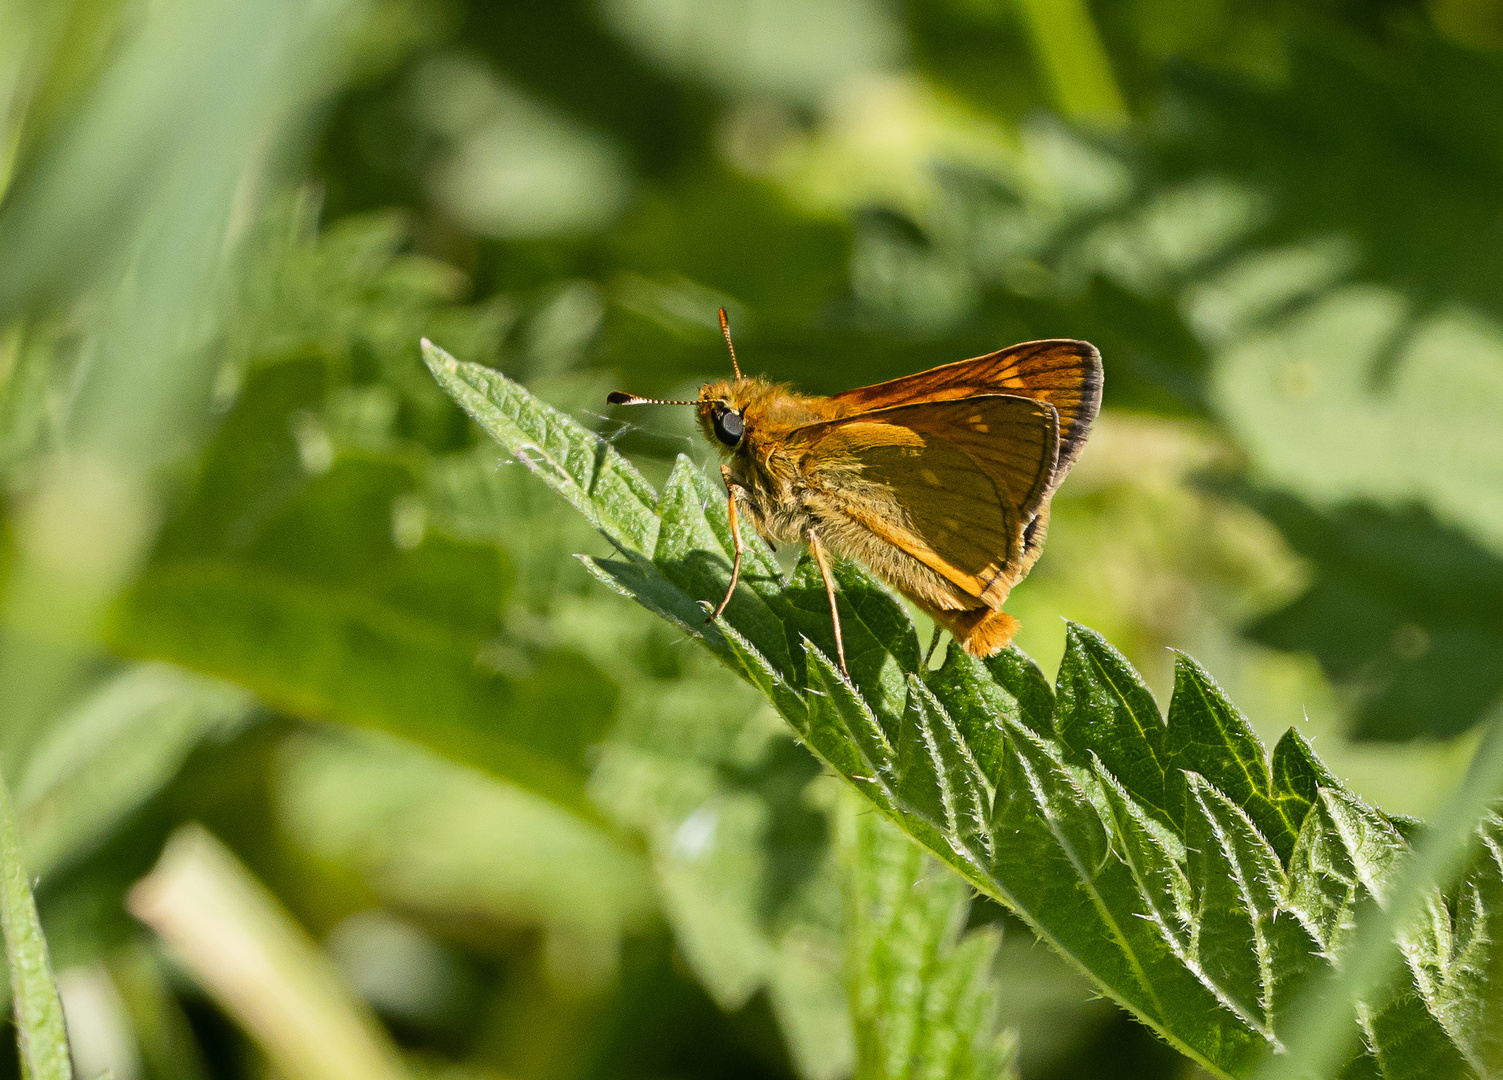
[1,0,1502,1078]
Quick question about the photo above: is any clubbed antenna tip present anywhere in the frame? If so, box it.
[607,391,698,406]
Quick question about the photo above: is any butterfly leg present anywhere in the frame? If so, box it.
[806,528,848,677]
[924,622,943,667]
[708,474,745,623]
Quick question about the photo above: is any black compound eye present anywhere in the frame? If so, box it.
[713,408,744,447]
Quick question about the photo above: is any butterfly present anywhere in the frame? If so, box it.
[610,311,1102,674]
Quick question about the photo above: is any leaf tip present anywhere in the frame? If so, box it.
[1061,621,1115,659]
[419,337,458,374]
[1061,619,1091,643]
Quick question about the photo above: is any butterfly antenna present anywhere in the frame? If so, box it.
[606,392,698,406]
[719,307,743,380]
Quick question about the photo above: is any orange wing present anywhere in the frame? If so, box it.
[827,339,1101,482]
[794,395,1060,601]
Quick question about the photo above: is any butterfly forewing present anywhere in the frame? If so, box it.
[826,339,1100,481]
[868,396,1061,523]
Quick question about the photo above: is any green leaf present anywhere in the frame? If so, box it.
[653,455,792,678]
[422,340,659,554]
[1446,814,1503,1073]
[113,358,614,816]
[980,647,1056,739]
[895,675,992,846]
[805,642,899,812]
[1166,654,1307,863]
[16,663,256,878]
[717,618,809,734]
[430,348,1503,1080]
[1269,728,1334,841]
[0,771,71,1080]
[278,728,655,948]
[1220,485,1503,742]
[1012,0,1127,123]
[1183,774,1320,1042]
[1055,623,1174,826]
[989,721,1263,1071]
[580,551,744,680]
[842,791,1015,1080]
[1282,787,1476,1078]
[1093,762,1191,953]
[924,645,1037,785]
[785,555,919,746]
[578,592,850,1080]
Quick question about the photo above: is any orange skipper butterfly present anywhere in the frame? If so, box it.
[610,311,1102,674]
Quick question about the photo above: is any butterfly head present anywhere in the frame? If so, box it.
[693,378,762,450]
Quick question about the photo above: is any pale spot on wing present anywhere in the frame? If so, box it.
[920,468,942,487]
[942,518,961,531]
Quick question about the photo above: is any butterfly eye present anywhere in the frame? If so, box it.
[713,408,744,447]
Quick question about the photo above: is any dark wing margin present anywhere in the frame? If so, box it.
[828,339,1102,483]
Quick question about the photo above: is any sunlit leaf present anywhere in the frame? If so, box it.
[430,350,1503,1078]
[423,340,659,554]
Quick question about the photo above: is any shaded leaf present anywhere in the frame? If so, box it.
[17,663,256,878]
[1225,485,1503,742]
[114,358,613,815]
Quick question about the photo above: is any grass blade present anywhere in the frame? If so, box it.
[0,769,71,1080]
[129,824,409,1080]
